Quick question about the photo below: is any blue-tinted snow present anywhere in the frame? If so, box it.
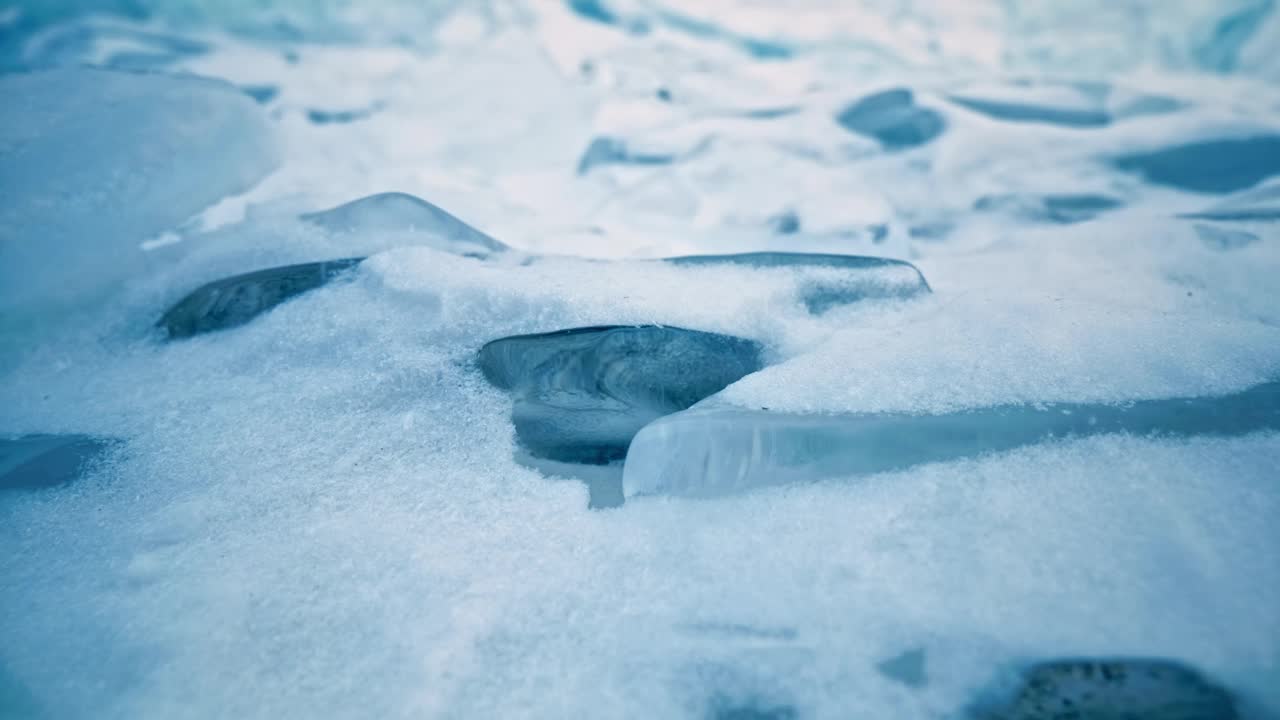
[2,1,1280,718]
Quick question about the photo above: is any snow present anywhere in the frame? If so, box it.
[1,1,1279,718]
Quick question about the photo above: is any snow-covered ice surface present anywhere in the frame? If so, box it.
[2,1,1279,718]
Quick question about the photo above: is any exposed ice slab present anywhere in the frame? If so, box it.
[0,67,277,317]
[834,88,945,150]
[479,325,763,465]
[1,435,112,491]
[1111,135,1280,194]
[623,382,1280,498]
[662,252,930,313]
[973,193,1123,224]
[577,136,677,174]
[948,94,1110,128]
[159,258,363,339]
[300,191,507,256]
[970,658,1238,720]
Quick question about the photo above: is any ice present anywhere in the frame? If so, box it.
[1192,0,1275,73]
[0,67,277,321]
[1110,135,1280,194]
[577,136,678,174]
[948,93,1110,128]
[478,325,763,465]
[306,106,378,125]
[1182,181,1280,221]
[623,382,1280,498]
[663,252,930,313]
[159,258,364,339]
[969,658,1239,720]
[834,88,946,150]
[299,191,507,257]
[3,1,1280,718]
[0,435,113,491]
[972,193,1123,224]
[876,648,928,689]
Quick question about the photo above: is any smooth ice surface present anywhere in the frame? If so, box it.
[0,67,278,321]
[1111,135,1280,194]
[835,88,945,150]
[0,435,112,491]
[623,382,1280,498]
[300,191,507,256]
[479,325,763,464]
[2,1,1280,718]
[662,252,930,313]
[159,258,364,338]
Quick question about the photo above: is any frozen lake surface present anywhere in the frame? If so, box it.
[2,1,1279,718]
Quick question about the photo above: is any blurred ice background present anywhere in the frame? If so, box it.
[1,1,1279,718]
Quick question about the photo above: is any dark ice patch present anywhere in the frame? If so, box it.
[948,95,1110,128]
[577,136,677,175]
[876,648,928,688]
[307,106,378,125]
[566,0,619,25]
[767,211,801,235]
[1110,135,1280,194]
[159,258,364,339]
[836,88,945,150]
[712,703,797,720]
[242,84,279,104]
[1,434,113,491]
[968,658,1238,720]
[974,193,1123,224]
[478,325,763,466]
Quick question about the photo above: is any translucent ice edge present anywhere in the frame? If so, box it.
[623,381,1280,498]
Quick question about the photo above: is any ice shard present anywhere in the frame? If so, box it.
[623,382,1280,498]
[1,435,112,491]
[300,191,507,256]
[663,252,931,313]
[948,95,1110,128]
[159,258,364,339]
[478,325,763,465]
[968,658,1238,720]
[835,88,945,150]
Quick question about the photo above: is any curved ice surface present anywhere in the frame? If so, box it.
[663,252,930,313]
[1,435,112,491]
[1182,181,1280,221]
[969,658,1238,720]
[0,67,277,317]
[1111,135,1280,194]
[834,88,945,150]
[623,382,1280,498]
[479,325,763,464]
[300,192,507,256]
[948,95,1111,128]
[159,258,364,339]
